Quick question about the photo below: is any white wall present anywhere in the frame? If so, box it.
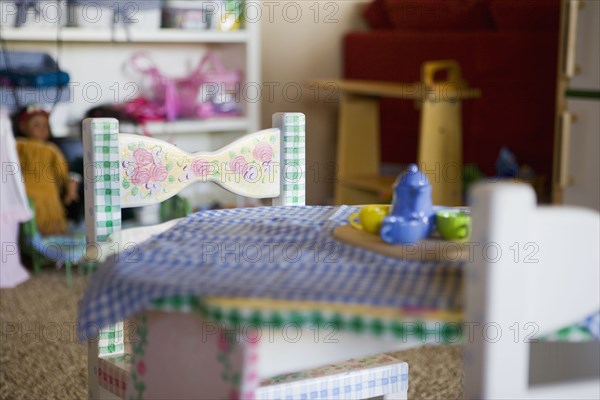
[260,0,368,205]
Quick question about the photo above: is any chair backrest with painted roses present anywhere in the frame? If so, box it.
[82,113,305,245]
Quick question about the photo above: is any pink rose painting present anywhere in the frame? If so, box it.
[130,168,151,186]
[124,145,169,197]
[133,148,153,166]
[229,156,248,175]
[218,332,230,353]
[136,360,146,377]
[252,142,273,163]
[149,164,168,182]
[192,158,211,178]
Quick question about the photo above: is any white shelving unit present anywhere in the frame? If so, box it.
[120,117,251,136]
[1,5,261,207]
[0,25,260,136]
[1,27,250,43]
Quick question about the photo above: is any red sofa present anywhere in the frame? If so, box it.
[344,0,560,183]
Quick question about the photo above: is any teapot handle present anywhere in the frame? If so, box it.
[380,221,393,243]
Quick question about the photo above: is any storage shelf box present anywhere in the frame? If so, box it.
[162,0,211,30]
[0,0,67,29]
[69,0,162,30]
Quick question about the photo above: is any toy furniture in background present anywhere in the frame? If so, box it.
[346,0,561,202]
[16,193,190,288]
[552,0,600,211]
[18,197,87,287]
[309,60,480,206]
[79,113,599,399]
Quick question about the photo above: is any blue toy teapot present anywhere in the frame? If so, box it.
[381,164,434,244]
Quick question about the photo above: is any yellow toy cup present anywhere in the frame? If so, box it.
[349,205,391,235]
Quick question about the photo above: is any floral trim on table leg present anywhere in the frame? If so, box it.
[127,313,148,400]
[216,327,260,400]
[217,330,240,400]
[241,337,259,400]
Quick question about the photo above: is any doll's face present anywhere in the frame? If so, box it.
[20,114,50,141]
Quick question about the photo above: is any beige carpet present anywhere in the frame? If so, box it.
[1,269,463,399]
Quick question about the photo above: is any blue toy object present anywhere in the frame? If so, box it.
[496,146,519,178]
[381,164,435,244]
[0,50,70,88]
[0,51,71,111]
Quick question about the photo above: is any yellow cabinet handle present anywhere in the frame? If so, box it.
[559,112,575,188]
[565,0,581,78]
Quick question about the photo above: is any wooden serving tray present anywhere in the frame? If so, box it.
[333,224,471,262]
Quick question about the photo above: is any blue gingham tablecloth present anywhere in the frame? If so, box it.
[78,206,463,338]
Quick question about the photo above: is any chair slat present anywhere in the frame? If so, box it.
[119,128,281,207]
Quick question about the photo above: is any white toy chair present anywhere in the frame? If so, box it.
[465,182,600,399]
[82,114,409,400]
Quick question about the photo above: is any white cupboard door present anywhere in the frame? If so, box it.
[570,0,600,90]
[563,98,600,211]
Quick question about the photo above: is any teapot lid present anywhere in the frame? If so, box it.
[395,164,430,188]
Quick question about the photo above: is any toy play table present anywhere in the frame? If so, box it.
[79,205,463,398]
[78,205,600,399]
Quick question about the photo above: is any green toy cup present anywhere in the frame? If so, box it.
[436,210,471,241]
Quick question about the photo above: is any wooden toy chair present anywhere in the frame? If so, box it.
[82,114,305,399]
[19,197,87,287]
[82,114,409,399]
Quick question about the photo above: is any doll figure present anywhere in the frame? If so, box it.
[13,105,79,235]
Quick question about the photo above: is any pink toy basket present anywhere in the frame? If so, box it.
[128,51,241,121]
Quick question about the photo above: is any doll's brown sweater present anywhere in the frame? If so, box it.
[16,138,68,235]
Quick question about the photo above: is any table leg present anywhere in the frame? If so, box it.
[126,311,258,400]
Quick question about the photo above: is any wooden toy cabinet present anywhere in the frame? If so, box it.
[310,60,480,207]
[553,0,600,211]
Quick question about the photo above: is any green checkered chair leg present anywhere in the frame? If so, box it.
[82,118,124,365]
